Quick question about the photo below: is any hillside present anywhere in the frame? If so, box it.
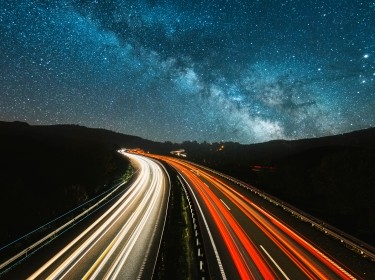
[1,121,374,246]
[0,121,131,245]
[175,128,375,245]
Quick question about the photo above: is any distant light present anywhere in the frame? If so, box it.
[363,54,369,59]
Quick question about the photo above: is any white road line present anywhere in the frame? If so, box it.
[204,183,210,188]
[260,245,290,280]
[178,175,227,280]
[28,154,164,280]
[27,172,145,279]
[220,199,231,211]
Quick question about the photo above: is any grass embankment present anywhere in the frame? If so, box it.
[153,167,198,280]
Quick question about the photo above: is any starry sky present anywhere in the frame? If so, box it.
[1,1,374,143]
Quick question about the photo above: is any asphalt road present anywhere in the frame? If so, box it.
[153,155,367,280]
[1,152,170,280]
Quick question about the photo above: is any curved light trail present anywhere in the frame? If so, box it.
[25,152,169,280]
[149,154,358,280]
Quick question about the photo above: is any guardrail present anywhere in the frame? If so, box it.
[0,179,129,274]
[186,160,375,262]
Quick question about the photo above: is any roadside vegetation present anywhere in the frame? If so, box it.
[153,166,198,280]
[0,122,131,247]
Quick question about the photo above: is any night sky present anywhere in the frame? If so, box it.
[1,1,374,143]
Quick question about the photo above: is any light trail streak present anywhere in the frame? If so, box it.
[27,153,168,280]
[153,155,276,279]
[97,165,162,280]
[202,173,327,279]
[148,154,357,280]
[201,170,356,280]
[28,162,147,279]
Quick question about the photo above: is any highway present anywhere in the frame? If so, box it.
[1,152,170,279]
[150,154,363,280]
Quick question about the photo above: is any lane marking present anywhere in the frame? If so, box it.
[148,160,171,278]
[204,183,210,188]
[178,175,227,280]
[220,199,231,211]
[27,167,146,279]
[260,245,290,280]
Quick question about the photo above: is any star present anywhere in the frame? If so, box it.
[0,1,374,143]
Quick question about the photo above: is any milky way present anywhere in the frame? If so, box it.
[1,1,374,143]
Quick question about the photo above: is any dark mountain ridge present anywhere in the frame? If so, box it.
[0,121,131,245]
[2,121,374,159]
[1,121,374,245]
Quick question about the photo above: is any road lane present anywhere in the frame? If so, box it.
[201,170,354,279]
[150,154,360,280]
[1,152,169,280]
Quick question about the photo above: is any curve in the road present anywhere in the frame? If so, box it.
[26,152,169,280]
[150,154,359,280]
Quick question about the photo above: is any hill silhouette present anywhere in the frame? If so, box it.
[1,121,374,246]
[0,121,131,245]
[172,129,375,246]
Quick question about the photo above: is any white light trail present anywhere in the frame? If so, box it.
[27,153,167,280]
